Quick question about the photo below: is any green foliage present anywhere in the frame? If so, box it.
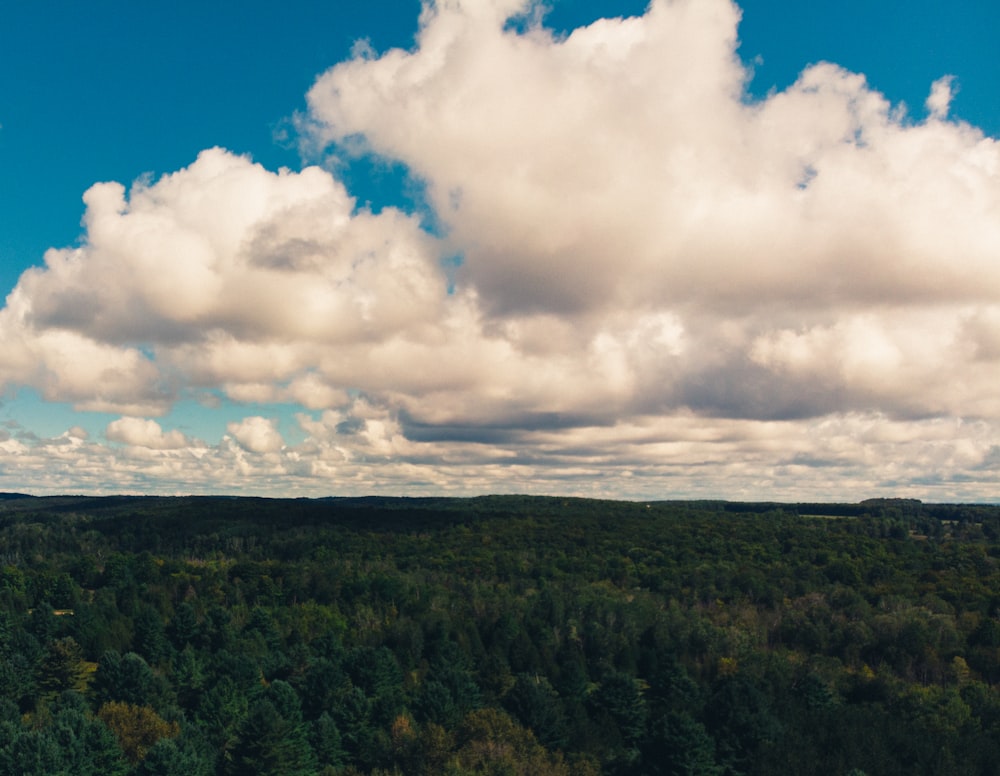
[0,494,999,773]
[134,604,171,665]
[640,711,722,776]
[37,636,87,698]
[703,675,782,774]
[0,698,129,776]
[135,737,211,776]
[589,670,648,753]
[228,697,316,776]
[311,712,346,770]
[92,651,170,710]
[504,673,569,750]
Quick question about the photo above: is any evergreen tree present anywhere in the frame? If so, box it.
[703,676,782,776]
[195,676,249,753]
[48,699,129,776]
[26,604,59,644]
[311,712,345,771]
[133,605,171,665]
[167,603,200,651]
[298,657,347,720]
[590,670,648,748]
[345,646,405,727]
[266,679,304,723]
[0,699,17,725]
[0,651,37,710]
[135,737,212,776]
[37,636,87,698]
[92,651,170,709]
[414,679,461,728]
[172,645,205,710]
[505,673,569,750]
[330,685,376,765]
[228,697,317,776]
[640,711,722,776]
[0,726,64,776]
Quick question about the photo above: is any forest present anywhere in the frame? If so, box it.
[1,492,1000,775]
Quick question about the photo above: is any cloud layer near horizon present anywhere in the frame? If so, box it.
[1,0,999,499]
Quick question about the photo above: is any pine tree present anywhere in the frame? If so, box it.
[227,698,317,776]
[37,636,87,698]
[640,711,722,776]
[311,712,345,771]
[135,737,211,776]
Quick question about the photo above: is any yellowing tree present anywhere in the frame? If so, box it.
[452,708,573,776]
[97,701,180,764]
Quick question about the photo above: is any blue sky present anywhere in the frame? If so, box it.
[3,0,995,291]
[0,0,998,499]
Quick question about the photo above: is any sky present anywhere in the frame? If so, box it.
[0,0,998,501]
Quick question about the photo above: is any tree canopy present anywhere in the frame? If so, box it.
[0,493,999,774]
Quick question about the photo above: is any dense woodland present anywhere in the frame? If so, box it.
[1,493,1000,775]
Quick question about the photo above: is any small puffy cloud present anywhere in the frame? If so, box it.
[227,416,285,453]
[107,417,192,450]
[926,75,956,120]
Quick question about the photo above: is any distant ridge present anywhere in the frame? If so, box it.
[0,492,33,500]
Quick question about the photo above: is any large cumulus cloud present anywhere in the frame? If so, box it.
[1,0,999,498]
[308,0,1000,422]
[0,147,451,413]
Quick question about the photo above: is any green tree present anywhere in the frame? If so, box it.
[298,657,347,720]
[589,671,648,748]
[415,679,461,728]
[50,700,129,776]
[703,676,781,776]
[167,603,200,651]
[172,645,205,710]
[0,726,64,775]
[311,712,345,771]
[196,676,249,753]
[640,711,722,776]
[227,697,317,776]
[37,636,87,699]
[345,646,405,727]
[0,651,38,710]
[133,604,171,665]
[92,651,170,709]
[135,737,212,776]
[504,673,569,750]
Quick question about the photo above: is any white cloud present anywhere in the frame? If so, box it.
[0,406,997,501]
[0,148,451,414]
[106,417,193,450]
[308,2,1000,319]
[0,0,998,498]
[304,0,1000,423]
[227,416,285,453]
[17,148,445,348]
[926,75,956,120]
